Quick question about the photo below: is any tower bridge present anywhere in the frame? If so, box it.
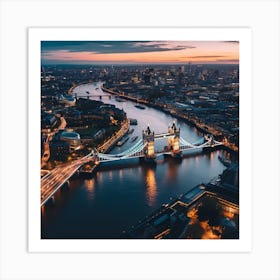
[41,123,223,206]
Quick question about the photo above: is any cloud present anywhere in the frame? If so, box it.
[41,59,141,65]
[41,41,195,54]
[214,59,239,63]
[221,41,239,44]
[176,45,196,49]
[187,55,225,59]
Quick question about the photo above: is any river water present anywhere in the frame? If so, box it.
[41,82,228,239]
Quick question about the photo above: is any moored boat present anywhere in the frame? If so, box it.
[115,97,126,102]
[130,136,138,142]
[129,118,138,125]
[134,104,146,110]
[117,136,130,146]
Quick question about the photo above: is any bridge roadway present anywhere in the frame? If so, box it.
[41,153,94,206]
[101,86,147,104]
[154,132,176,139]
[98,141,222,162]
[41,119,129,206]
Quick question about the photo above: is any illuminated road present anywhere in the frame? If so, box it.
[41,154,94,206]
[41,119,129,206]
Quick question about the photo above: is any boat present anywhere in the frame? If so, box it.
[134,104,146,110]
[115,97,126,102]
[117,136,129,146]
[129,118,138,125]
[128,128,135,134]
[130,136,138,142]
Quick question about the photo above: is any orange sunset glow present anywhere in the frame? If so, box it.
[41,41,239,64]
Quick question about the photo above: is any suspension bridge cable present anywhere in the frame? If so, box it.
[97,139,143,158]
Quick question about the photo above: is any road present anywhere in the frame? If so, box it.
[41,154,93,206]
[41,118,129,206]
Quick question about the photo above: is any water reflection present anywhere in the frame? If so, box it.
[108,170,113,181]
[119,169,123,179]
[144,168,157,206]
[209,152,214,166]
[96,171,103,182]
[84,179,95,200]
[41,205,45,217]
[165,158,180,183]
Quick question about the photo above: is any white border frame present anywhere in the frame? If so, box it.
[28,27,252,253]
[1,0,280,279]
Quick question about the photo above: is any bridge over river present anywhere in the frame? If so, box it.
[41,123,223,206]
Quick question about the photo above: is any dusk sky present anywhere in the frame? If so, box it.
[41,41,239,65]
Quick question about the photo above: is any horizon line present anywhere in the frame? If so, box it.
[41,62,239,66]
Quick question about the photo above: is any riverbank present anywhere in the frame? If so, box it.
[68,81,99,94]
[123,174,239,239]
[69,81,238,155]
[102,85,238,155]
[74,118,129,178]
[70,81,238,160]
[97,118,129,153]
[68,82,130,154]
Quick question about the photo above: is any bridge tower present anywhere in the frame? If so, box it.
[210,135,215,147]
[168,122,182,158]
[205,134,215,147]
[202,134,216,151]
[142,126,156,163]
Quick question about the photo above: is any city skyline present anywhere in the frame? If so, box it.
[41,41,239,65]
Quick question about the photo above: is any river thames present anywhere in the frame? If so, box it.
[41,82,228,239]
